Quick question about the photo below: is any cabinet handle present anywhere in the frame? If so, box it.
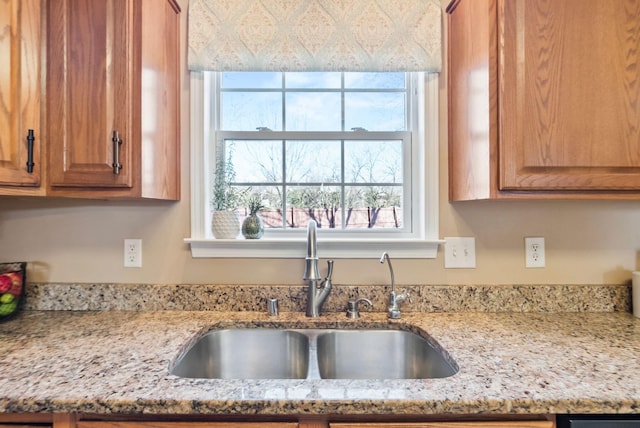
[112,130,123,175]
[26,129,35,173]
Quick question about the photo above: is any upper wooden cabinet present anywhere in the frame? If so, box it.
[0,0,45,196]
[46,0,180,199]
[447,0,640,200]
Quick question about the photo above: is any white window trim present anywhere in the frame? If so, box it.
[185,72,443,258]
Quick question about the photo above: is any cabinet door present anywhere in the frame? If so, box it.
[330,422,553,427]
[0,412,53,425]
[446,0,496,201]
[0,0,42,190]
[77,422,297,428]
[499,0,640,191]
[47,0,133,189]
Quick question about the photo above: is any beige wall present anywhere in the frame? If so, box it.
[1,0,639,286]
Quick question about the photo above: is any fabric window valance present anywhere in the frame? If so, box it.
[187,0,442,72]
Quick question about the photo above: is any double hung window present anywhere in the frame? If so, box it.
[219,71,409,231]
[188,71,440,258]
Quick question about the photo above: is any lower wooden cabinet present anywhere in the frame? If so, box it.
[0,414,556,428]
[70,421,556,428]
[0,413,53,428]
[77,423,296,428]
[0,425,52,428]
[330,422,554,427]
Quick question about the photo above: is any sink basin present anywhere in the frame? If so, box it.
[170,329,309,379]
[170,328,457,380]
[316,329,457,379]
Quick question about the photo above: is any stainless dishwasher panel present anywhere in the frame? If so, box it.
[570,422,640,428]
[558,415,640,427]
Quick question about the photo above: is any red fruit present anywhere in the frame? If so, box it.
[6,271,22,286]
[9,282,22,297]
[0,275,10,293]
[3,272,23,297]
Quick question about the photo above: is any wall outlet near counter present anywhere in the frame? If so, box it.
[525,237,545,268]
[124,239,142,268]
[444,237,476,268]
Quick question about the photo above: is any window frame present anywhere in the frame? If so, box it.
[186,72,442,258]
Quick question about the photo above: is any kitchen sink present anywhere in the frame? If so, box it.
[316,329,457,379]
[170,329,310,379]
[170,328,457,380]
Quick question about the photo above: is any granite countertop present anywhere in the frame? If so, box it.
[1,308,640,416]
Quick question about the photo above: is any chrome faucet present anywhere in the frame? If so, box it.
[380,252,411,319]
[303,219,333,317]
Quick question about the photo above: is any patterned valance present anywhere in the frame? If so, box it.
[188,0,442,72]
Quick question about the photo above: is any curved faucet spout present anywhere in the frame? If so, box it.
[380,252,395,292]
[307,219,317,259]
[303,220,321,281]
[381,251,410,319]
[304,219,333,317]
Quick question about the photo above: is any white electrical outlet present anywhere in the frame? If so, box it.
[444,237,476,268]
[124,239,142,268]
[525,237,545,268]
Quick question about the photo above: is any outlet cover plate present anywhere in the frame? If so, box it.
[525,237,545,268]
[444,237,476,268]
[124,239,142,268]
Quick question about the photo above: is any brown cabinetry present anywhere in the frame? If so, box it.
[331,422,553,427]
[0,0,45,195]
[77,423,296,428]
[71,419,554,428]
[447,0,640,200]
[46,0,180,199]
[0,0,180,200]
[0,413,53,426]
[0,415,556,428]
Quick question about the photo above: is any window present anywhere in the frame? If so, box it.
[219,71,408,232]
[187,72,441,258]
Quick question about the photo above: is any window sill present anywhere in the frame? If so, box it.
[185,237,443,259]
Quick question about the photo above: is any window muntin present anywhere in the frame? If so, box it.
[219,72,407,132]
[212,71,414,233]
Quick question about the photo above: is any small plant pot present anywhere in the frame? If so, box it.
[211,210,240,239]
[242,213,264,239]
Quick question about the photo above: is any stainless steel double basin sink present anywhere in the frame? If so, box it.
[170,328,458,380]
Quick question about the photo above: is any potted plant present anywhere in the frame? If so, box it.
[211,155,241,239]
[242,196,265,239]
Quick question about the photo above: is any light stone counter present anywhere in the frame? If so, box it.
[1,308,640,416]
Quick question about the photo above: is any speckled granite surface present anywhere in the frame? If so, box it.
[1,309,640,416]
[25,283,631,312]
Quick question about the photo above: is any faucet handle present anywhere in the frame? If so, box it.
[397,289,412,304]
[388,289,412,319]
[325,259,334,280]
[346,297,373,319]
